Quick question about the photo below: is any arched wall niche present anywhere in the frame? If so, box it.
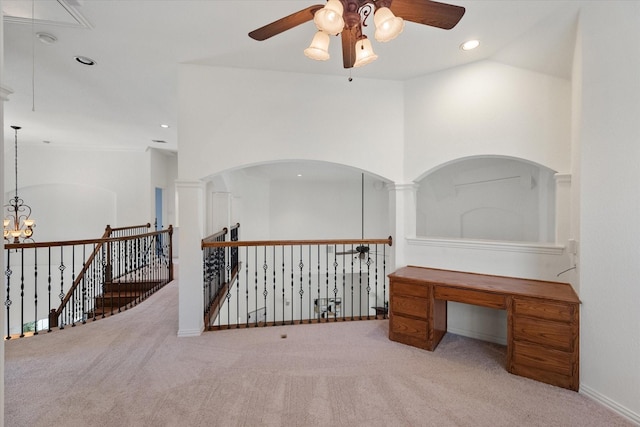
[415,155,557,243]
[203,160,392,241]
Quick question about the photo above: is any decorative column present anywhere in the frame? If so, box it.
[1,4,11,420]
[387,182,419,270]
[554,173,572,246]
[176,180,206,337]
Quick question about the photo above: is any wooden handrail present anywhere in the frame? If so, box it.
[202,236,393,248]
[5,228,170,250]
[202,228,228,244]
[106,223,151,233]
[202,223,240,245]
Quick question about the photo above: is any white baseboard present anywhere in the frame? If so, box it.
[447,327,507,346]
[580,384,640,425]
[177,327,203,338]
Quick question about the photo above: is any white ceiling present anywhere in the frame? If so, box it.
[2,0,580,154]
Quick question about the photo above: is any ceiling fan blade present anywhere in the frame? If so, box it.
[336,250,358,255]
[390,0,465,30]
[249,4,324,41]
[341,26,358,68]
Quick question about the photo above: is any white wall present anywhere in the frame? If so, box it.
[3,146,154,240]
[404,60,571,181]
[177,66,405,182]
[576,2,640,421]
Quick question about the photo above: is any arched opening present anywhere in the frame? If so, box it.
[416,156,556,243]
[204,161,392,241]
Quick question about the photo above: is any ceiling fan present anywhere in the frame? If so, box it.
[248,0,465,69]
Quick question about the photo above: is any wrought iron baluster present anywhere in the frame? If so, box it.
[350,244,354,321]
[341,245,346,321]
[71,245,76,327]
[366,248,371,320]
[235,245,240,328]
[245,246,249,327]
[316,245,321,322]
[324,244,329,321]
[281,246,285,325]
[58,246,65,329]
[382,243,387,319]
[33,248,39,335]
[5,249,12,339]
[262,246,268,326]
[358,253,363,319]
[333,245,338,321]
[117,240,123,314]
[291,247,296,323]
[254,246,258,327]
[226,246,231,327]
[47,247,52,331]
[20,247,25,337]
[272,246,276,325]
[307,245,311,323]
[81,245,87,324]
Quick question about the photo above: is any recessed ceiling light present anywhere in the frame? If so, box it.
[460,40,480,51]
[297,174,302,177]
[36,32,57,45]
[160,124,170,129]
[74,56,96,66]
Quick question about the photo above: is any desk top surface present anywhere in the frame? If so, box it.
[389,266,580,303]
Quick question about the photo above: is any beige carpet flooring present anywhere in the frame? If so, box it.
[4,279,633,427]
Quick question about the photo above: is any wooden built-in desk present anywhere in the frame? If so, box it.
[388,266,580,391]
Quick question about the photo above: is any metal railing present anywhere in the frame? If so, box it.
[202,224,240,328]
[201,235,392,330]
[3,224,173,339]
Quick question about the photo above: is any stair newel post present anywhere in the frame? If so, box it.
[168,225,174,282]
[49,309,58,329]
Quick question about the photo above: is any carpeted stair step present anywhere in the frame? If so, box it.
[94,292,141,308]
[103,281,160,293]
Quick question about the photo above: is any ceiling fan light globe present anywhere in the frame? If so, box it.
[304,31,331,61]
[353,37,378,68]
[313,0,344,35]
[374,7,404,42]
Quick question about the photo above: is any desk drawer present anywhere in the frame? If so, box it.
[512,340,573,376]
[392,294,428,319]
[391,281,429,298]
[389,314,429,350]
[390,314,427,338]
[513,316,573,351]
[514,298,575,322]
[434,286,506,309]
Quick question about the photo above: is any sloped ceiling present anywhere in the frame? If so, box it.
[2,1,580,153]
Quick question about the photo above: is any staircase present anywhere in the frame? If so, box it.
[90,279,162,317]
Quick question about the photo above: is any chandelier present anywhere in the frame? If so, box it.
[3,126,35,244]
[304,0,405,67]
